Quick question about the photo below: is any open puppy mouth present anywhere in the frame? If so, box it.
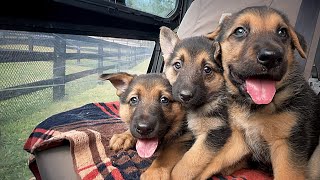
[134,126,169,158]
[136,137,159,158]
[130,124,160,158]
[229,66,283,105]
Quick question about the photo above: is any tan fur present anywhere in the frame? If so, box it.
[101,72,191,180]
[163,67,177,85]
[205,6,315,180]
[256,112,297,142]
[162,102,186,141]
[196,51,211,62]
[171,134,217,180]
[288,27,307,58]
[206,26,221,40]
[109,129,136,151]
[270,140,305,180]
[119,104,132,124]
[227,92,305,180]
[199,127,250,180]
[188,114,225,136]
[235,12,265,31]
[164,48,191,85]
[160,26,246,179]
[308,142,320,180]
[141,132,192,180]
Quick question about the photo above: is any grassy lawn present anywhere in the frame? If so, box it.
[0,61,53,89]
[0,57,150,179]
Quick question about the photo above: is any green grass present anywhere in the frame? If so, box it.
[0,62,53,89]
[0,57,150,179]
[0,84,118,179]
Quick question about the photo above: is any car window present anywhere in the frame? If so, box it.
[0,29,154,178]
[124,0,178,18]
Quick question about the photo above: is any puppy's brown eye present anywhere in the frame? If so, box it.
[277,28,287,38]
[203,65,213,74]
[233,27,247,38]
[173,61,182,70]
[129,96,139,105]
[160,96,170,104]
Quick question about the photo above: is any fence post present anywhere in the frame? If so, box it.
[117,46,121,72]
[53,36,66,101]
[133,46,136,65]
[98,44,104,75]
[130,46,133,67]
[28,34,34,51]
[77,46,81,65]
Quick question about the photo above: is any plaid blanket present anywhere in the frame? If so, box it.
[24,101,272,180]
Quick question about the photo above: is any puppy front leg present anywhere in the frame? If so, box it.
[308,142,320,180]
[271,140,305,180]
[109,129,136,151]
[140,133,191,180]
[199,127,249,179]
[171,134,214,180]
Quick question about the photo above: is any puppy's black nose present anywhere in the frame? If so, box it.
[179,90,193,102]
[257,49,282,66]
[136,122,154,135]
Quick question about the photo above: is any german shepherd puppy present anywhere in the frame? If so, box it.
[100,72,192,180]
[160,27,249,179]
[206,6,320,180]
[309,141,320,180]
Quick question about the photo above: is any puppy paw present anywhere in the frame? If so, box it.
[109,132,136,151]
[141,167,170,180]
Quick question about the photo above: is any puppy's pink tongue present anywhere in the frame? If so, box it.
[136,138,158,158]
[246,78,276,104]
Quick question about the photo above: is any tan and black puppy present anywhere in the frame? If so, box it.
[308,141,320,180]
[100,73,192,180]
[207,6,320,180]
[160,27,249,180]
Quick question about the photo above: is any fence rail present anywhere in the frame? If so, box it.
[0,31,153,101]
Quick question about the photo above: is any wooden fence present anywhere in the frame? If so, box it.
[0,31,152,101]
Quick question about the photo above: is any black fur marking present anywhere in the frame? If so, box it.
[289,121,319,163]
[281,68,320,163]
[184,135,196,150]
[173,36,215,61]
[120,73,172,104]
[205,126,231,150]
[167,36,220,70]
[205,104,229,123]
[217,6,291,42]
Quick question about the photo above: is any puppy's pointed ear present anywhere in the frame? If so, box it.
[206,26,222,40]
[206,15,231,40]
[288,27,307,59]
[213,41,222,68]
[100,72,135,96]
[159,26,180,61]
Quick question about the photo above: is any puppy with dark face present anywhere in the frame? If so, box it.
[100,73,192,180]
[207,6,320,180]
[160,27,250,180]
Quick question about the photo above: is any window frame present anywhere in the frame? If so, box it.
[0,0,184,40]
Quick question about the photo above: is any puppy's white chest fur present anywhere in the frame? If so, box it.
[231,105,270,162]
